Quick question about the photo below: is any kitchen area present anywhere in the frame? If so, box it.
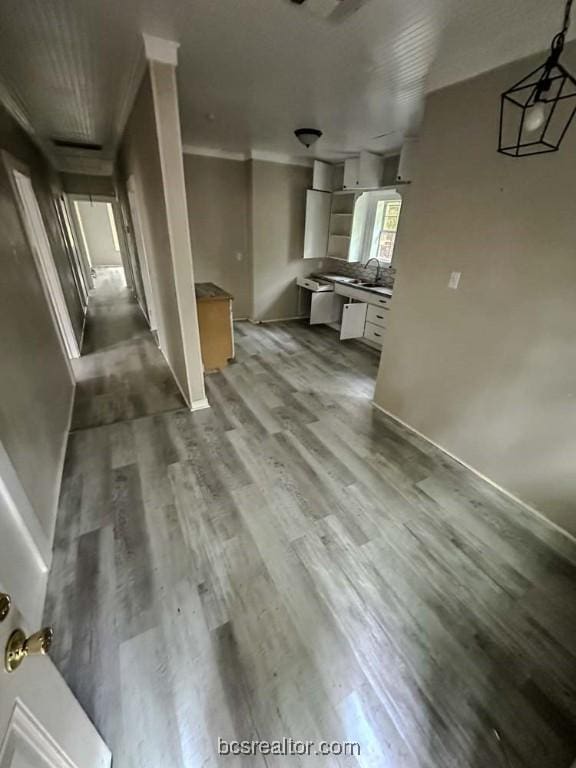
[296,144,415,350]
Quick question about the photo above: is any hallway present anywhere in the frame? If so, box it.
[44,295,576,767]
[71,268,185,431]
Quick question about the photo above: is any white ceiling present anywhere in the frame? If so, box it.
[0,0,572,169]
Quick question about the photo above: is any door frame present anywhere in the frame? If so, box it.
[126,175,158,332]
[2,152,80,361]
[69,198,95,291]
[57,194,89,306]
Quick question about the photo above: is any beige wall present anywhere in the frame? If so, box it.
[183,155,315,322]
[250,160,319,321]
[76,201,122,266]
[118,69,188,398]
[374,45,576,536]
[183,154,251,318]
[0,104,76,539]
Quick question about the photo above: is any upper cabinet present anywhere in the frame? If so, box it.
[343,151,384,190]
[303,189,331,260]
[312,160,334,193]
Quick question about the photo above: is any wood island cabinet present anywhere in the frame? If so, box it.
[195,282,234,371]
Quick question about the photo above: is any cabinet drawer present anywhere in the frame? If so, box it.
[366,305,388,328]
[334,283,391,307]
[364,321,385,346]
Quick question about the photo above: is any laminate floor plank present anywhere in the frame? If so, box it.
[71,267,185,430]
[45,306,576,767]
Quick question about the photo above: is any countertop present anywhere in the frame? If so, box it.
[311,273,393,297]
[195,283,234,302]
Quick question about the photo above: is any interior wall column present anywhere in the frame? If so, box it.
[143,34,208,410]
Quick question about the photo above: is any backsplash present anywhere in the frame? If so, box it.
[324,258,396,289]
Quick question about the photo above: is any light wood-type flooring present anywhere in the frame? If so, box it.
[45,274,576,767]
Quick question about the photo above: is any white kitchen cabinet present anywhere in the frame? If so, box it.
[303,189,331,259]
[340,302,367,339]
[363,321,385,346]
[343,151,384,189]
[343,158,359,189]
[312,160,334,192]
[366,304,388,328]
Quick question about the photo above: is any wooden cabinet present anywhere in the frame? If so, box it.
[195,283,234,371]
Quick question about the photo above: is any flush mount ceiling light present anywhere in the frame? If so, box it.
[498,0,576,157]
[294,128,323,148]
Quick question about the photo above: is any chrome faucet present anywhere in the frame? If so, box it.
[364,257,382,285]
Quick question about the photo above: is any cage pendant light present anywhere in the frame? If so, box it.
[498,0,576,156]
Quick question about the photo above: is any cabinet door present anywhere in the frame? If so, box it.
[358,151,383,188]
[312,160,334,192]
[343,158,359,188]
[303,190,331,259]
[340,302,367,339]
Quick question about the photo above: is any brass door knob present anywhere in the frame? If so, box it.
[0,593,10,622]
[5,626,54,673]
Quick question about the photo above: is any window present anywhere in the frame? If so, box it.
[371,198,402,264]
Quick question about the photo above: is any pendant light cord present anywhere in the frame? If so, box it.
[562,0,573,37]
[552,0,573,55]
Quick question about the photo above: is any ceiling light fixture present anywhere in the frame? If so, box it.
[498,0,576,156]
[294,128,323,148]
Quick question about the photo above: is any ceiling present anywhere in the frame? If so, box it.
[0,0,572,170]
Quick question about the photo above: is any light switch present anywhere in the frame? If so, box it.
[448,271,461,290]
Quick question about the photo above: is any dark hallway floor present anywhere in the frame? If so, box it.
[70,267,185,431]
[45,300,576,767]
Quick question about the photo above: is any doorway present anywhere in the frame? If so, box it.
[73,200,127,288]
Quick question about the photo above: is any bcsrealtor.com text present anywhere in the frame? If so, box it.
[218,738,361,757]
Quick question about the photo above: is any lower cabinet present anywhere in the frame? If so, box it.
[363,321,385,346]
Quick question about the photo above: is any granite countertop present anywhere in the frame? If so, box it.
[311,273,393,297]
[195,283,234,302]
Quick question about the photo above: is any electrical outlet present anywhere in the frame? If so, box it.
[448,271,461,290]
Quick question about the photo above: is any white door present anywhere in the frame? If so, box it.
[0,446,111,767]
[303,190,331,260]
[3,154,80,360]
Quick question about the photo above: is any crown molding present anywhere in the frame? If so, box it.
[181,145,313,167]
[182,144,248,161]
[143,34,179,66]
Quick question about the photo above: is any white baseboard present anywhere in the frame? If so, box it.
[371,401,576,547]
[190,397,210,412]
[249,315,308,324]
[157,341,194,409]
